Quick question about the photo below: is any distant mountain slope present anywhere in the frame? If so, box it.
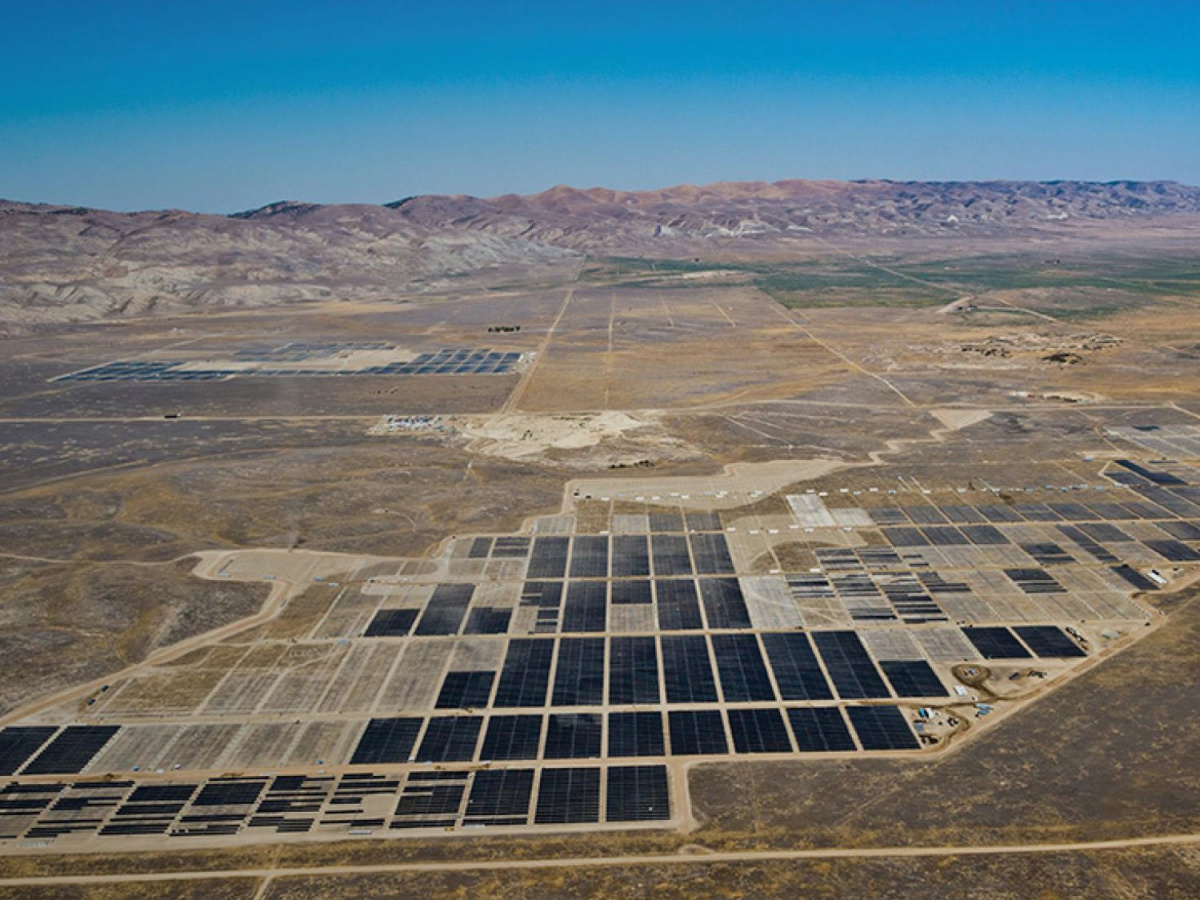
[2,179,1198,332]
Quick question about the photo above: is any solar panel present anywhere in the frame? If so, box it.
[883,527,930,547]
[562,581,607,633]
[846,706,919,751]
[534,767,600,824]
[648,511,685,532]
[920,526,971,547]
[468,537,493,559]
[785,706,856,752]
[607,712,665,758]
[608,636,660,705]
[543,714,603,759]
[569,535,609,578]
[479,715,544,761]
[435,671,495,709]
[655,579,704,630]
[689,532,736,574]
[363,608,418,637]
[611,535,651,577]
[699,578,752,629]
[610,580,652,604]
[464,769,533,822]
[937,504,987,524]
[812,631,891,699]
[1110,565,1159,591]
[961,626,1032,660]
[527,536,570,579]
[1158,520,1200,541]
[667,710,728,755]
[906,505,948,524]
[414,717,483,762]
[552,638,606,706]
[660,635,719,703]
[414,584,474,636]
[711,634,775,702]
[349,718,423,765]
[685,510,723,532]
[463,607,511,635]
[1012,626,1086,658]
[880,660,948,697]
[606,765,670,822]
[394,782,465,818]
[651,534,693,577]
[22,726,120,775]
[761,632,834,701]
[493,639,555,707]
[0,727,56,776]
[1145,540,1200,562]
[726,708,793,754]
[1077,522,1134,543]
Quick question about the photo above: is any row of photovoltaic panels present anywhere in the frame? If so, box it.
[363,577,754,637]
[351,705,920,763]
[869,492,1200,525]
[0,766,670,838]
[524,533,737,579]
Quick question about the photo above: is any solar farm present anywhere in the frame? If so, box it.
[2,442,1194,850]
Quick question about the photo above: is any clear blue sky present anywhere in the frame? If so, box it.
[2,1,1198,212]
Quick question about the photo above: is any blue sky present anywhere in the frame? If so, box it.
[1,1,1198,212]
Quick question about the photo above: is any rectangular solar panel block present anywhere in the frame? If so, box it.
[414,584,474,636]
[551,638,606,706]
[812,631,892,700]
[415,717,483,763]
[660,635,719,703]
[786,707,857,752]
[727,708,793,754]
[608,636,661,705]
[607,712,665,758]
[699,578,752,629]
[463,607,511,635]
[435,671,495,709]
[479,715,544,761]
[569,535,609,578]
[22,726,120,775]
[962,627,1033,659]
[464,769,534,820]
[611,535,651,577]
[543,714,603,759]
[668,710,728,755]
[350,718,424,765]
[534,767,600,824]
[493,639,555,707]
[651,534,693,576]
[761,632,834,701]
[610,580,652,604]
[655,579,704,631]
[527,536,570,579]
[363,608,419,637]
[1013,626,1086,658]
[689,532,736,574]
[562,581,607,633]
[847,705,920,751]
[711,633,776,702]
[606,765,670,822]
[880,660,948,697]
[0,727,57,776]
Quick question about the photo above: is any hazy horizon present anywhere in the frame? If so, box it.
[2,1,1198,213]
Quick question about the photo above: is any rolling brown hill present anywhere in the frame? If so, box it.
[2,179,1199,332]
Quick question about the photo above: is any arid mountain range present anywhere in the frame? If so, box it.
[3,179,1199,332]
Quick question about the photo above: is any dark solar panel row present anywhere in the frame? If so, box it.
[363,608,418,637]
[534,767,600,824]
[463,607,511,635]
[1115,459,1187,485]
[415,717,483,763]
[463,769,534,822]
[711,634,775,702]
[552,638,606,705]
[685,510,723,532]
[1157,519,1200,541]
[648,511,685,532]
[880,660,948,697]
[786,706,857,752]
[607,712,665,757]
[414,584,474,636]
[661,635,719,703]
[610,579,652,604]
[1003,567,1066,594]
[656,579,704,630]
[812,631,891,699]
[468,537,493,559]
[938,504,987,524]
[761,632,834,701]
[699,578,752,629]
[1110,565,1160,592]
[569,535,609,578]
[1021,542,1076,566]
[22,726,120,775]
[609,636,661,705]
[667,710,728,755]
[1012,625,1087,658]
[435,671,495,709]
[493,639,555,707]
[491,536,531,558]
[846,706,920,750]
[606,765,670,821]
[651,534,693,577]
[961,626,1032,660]
[883,527,930,547]
[394,777,465,814]
[921,525,972,546]
[562,581,607,632]
[527,536,569,579]
[0,727,57,776]
[611,535,651,577]
[690,532,736,574]
[1145,540,1200,562]
[479,715,543,760]
[1056,525,1119,562]
[544,714,603,759]
[960,524,1010,545]
[727,707,793,753]
[349,718,423,765]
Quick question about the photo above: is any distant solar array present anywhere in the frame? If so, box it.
[54,347,522,382]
